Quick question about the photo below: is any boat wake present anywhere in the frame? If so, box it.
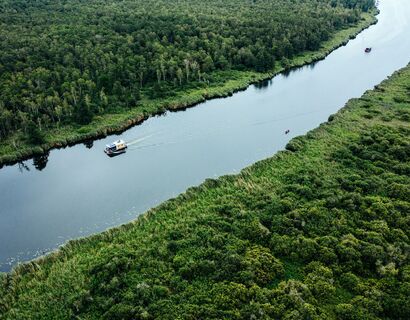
[126,133,156,146]
[128,141,177,150]
[123,107,332,153]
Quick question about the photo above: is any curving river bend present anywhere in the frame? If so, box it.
[1,0,409,271]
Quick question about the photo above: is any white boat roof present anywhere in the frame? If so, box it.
[106,139,126,148]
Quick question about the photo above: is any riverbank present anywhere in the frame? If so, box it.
[1,58,409,318]
[0,10,377,168]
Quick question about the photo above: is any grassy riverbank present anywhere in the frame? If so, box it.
[1,61,409,319]
[0,10,377,167]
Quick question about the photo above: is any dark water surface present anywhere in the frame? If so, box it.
[1,0,409,271]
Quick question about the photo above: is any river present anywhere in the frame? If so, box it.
[1,0,409,272]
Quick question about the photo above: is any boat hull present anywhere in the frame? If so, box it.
[104,147,127,157]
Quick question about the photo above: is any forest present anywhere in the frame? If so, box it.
[0,0,374,143]
[0,62,408,319]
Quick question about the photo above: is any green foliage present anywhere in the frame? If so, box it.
[304,262,336,301]
[242,246,284,286]
[1,64,408,319]
[26,121,45,145]
[0,0,374,142]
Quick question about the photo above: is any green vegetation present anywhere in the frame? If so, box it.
[0,0,377,166]
[1,62,409,319]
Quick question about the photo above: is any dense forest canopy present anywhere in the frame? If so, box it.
[0,0,374,140]
[0,64,408,319]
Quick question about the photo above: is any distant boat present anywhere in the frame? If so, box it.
[365,47,372,53]
[104,139,127,156]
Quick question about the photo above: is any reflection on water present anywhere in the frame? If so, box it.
[282,68,292,77]
[33,153,49,171]
[84,140,94,149]
[17,162,30,173]
[254,79,272,90]
[309,60,319,70]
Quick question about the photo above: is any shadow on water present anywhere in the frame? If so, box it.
[33,152,49,171]
[309,60,319,70]
[83,140,94,149]
[283,64,310,78]
[254,79,272,90]
[18,162,30,173]
[282,68,292,78]
[106,150,127,158]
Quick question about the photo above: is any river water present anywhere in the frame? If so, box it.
[1,0,409,271]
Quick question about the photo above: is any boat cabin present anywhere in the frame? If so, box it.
[104,139,127,155]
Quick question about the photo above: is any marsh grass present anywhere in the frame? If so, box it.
[0,61,408,319]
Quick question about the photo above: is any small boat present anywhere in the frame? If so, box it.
[104,139,127,156]
[365,47,372,53]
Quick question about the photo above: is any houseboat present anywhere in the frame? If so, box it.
[104,139,127,156]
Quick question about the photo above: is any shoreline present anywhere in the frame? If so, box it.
[3,59,409,318]
[3,10,383,273]
[0,10,378,168]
